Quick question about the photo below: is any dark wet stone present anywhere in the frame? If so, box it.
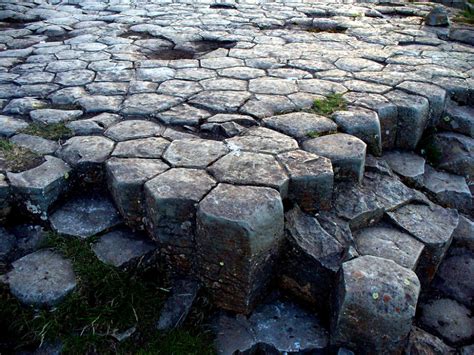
[384,150,425,186]
[0,226,16,264]
[156,279,200,331]
[331,255,420,353]
[425,6,449,26]
[451,215,474,252]
[50,194,122,239]
[405,326,455,355]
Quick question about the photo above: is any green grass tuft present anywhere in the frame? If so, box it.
[311,93,347,117]
[21,122,73,141]
[0,232,215,354]
[0,138,43,172]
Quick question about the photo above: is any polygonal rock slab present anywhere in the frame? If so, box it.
[225,127,298,155]
[385,90,429,150]
[189,90,251,112]
[104,120,164,141]
[422,165,472,213]
[145,168,217,274]
[50,194,122,239]
[163,138,228,168]
[208,152,289,198]
[303,133,366,183]
[277,150,333,212]
[419,298,474,346]
[281,206,344,310]
[106,158,169,225]
[331,255,420,353]
[452,215,474,252]
[120,93,181,116]
[92,229,155,269]
[354,224,425,270]
[30,109,83,124]
[405,326,455,355]
[7,156,71,216]
[262,112,337,140]
[112,137,170,159]
[196,183,284,314]
[384,150,426,186]
[214,299,329,354]
[67,113,121,135]
[10,134,58,155]
[387,204,459,286]
[57,136,115,170]
[332,109,382,156]
[4,250,76,307]
[0,115,29,137]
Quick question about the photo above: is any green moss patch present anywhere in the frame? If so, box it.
[21,123,73,141]
[311,93,347,117]
[0,233,215,354]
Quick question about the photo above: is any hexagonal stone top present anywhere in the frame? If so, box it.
[262,112,337,140]
[197,183,284,255]
[112,137,170,159]
[226,127,298,155]
[57,136,115,167]
[105,120,165,141]
[208,152,289,196]
[92,229,155,268]
[106,157,169,185]
[145,168,216,203]
[163,138,229,168]
[50,194,122,239]
[4,249,76,307]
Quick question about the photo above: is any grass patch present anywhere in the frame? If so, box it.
[0,138,43,172]
[0,232,215,354]
[311,93,347,117]
[21,122,73,141]
[455,4,474,25]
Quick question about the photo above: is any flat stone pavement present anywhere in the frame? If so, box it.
[0,1,474,352]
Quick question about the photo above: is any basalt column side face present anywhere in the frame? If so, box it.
[196,183,284,314]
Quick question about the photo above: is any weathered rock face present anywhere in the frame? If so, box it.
[196,183,284,314]
[213,299,329,355]
[384,150,426,186]
[387,203,459,286]
[280,206,344,310]
[7,156,71,218]
[277,149,333,212]
[50,194,122,238]
[425,6,449,26]
[405,326,455,355]
[303,133,366,183]
[3,250,76,307]
[331,255,420,353]
[105,158,168,225]
[163,138,229,168]
[144,168,216,274]
[452,215,474,252]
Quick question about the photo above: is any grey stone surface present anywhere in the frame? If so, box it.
[425,6,449,26]
[452,215,474,252]
[105,120,164,141]
[214,299,328,355]
[226,127,298,155]
[156,279,200,331]
[145,168,216,273]
[50,194,122,239]
[7,156,71,217]
[439,100,474,138]
[419,298,474,346]
[262,112,337,140]
[112,137,170,159]
[387,203,459,286]
[10,134,58,155]
[92,229,155,269]
[30,109,83,124]
[67,113,121,135]
[163,138,228,168]
[0,115,29,137]
[303,133,366,183]
[208,152,289,197]
[354,224,425,270]
[196,183,284,314]
[2,98,47,115]
[405,326,455,355]
[4,250,76,307]
[57,136,115,170]
[106,157,169,225]
[277,149,333,212]
[422,165,472,213]
[384,150,426,186]
[332,255,420,353]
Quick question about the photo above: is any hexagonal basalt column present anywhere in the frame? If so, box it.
[196,183,284,314]
[277,150,333,212]
[145,168,217,274]
[163,138,229,168]
[331,255,420,353]
[303,133,366,183]
[106,158,169,225]
[208,152,289,198]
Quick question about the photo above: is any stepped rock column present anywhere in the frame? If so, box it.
[196,183,284,314]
